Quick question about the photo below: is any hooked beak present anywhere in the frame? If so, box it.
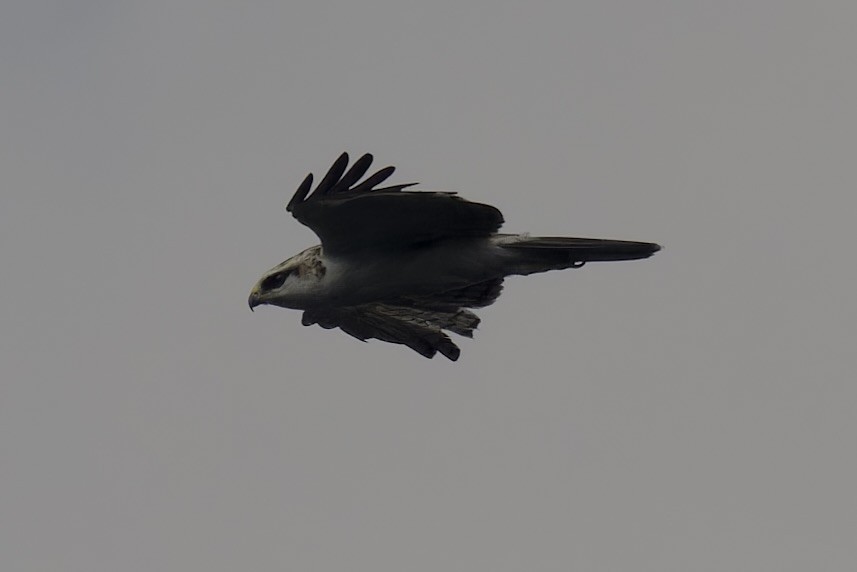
[248,290,261,311]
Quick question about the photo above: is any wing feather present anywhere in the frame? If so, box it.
[285,173,313,211]
[395,279,504,312]
[347,164,395,194]
[301,304,475,360]
[286,153,504,254]
[313,152,350,197]
[330,153,374,194]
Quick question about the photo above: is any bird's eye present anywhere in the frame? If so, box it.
[261,271,289,291]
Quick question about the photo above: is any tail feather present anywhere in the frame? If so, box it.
[499,235,660,275]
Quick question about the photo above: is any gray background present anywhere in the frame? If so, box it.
[2,1,855,570]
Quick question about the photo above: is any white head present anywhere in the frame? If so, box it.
[248,246,326,310]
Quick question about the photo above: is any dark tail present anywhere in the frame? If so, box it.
[499,236,661,276]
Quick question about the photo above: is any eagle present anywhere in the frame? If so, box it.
[248,153,660,360]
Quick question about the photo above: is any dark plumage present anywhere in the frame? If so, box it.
[286,152,503,255]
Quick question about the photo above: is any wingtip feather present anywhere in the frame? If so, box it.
[331,153,374,194]
[287,172,313,212]
[287,153,412,212]
[315,152,350,196]
[350,165,397,194]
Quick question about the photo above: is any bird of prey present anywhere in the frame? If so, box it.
[248,153,660,360]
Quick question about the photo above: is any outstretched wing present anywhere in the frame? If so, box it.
[302,304,479,361]
[299,279,505,361]
[286,153,504,255]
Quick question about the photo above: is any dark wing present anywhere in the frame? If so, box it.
[299,279,505,361]
[302,304,478,361]
[286,153,504,255]
[392,278,504,312]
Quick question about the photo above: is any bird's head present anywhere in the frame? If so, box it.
[248,246,325,311]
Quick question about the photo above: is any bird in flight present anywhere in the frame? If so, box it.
[248,153,660,360]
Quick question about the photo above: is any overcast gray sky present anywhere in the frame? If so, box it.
[2,1,856,570]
